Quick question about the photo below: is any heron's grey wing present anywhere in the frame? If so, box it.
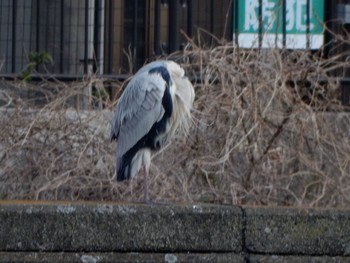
[111,71,167,159]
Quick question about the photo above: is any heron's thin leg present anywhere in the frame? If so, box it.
[143,166,149,203]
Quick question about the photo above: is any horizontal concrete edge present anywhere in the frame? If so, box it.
[1,253,350,263]
[0,202,242,253]
[0,252,244,263]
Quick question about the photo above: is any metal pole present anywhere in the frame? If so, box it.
[108,0,114,74]
[133,0,138,70]
[93,0,99,73]
[36,0,40,53]
[154,0,161,55]
[168,0,179,53]
[233,0,239,46]
[84,0,89,74]
[187,0,192,38]
[306,0,310,49]
[60,0,64,73]
[12,0,17,73]
[282,0,286,48]
[35,0,40,72]
[258,0,262,49]
[210,0,214,35]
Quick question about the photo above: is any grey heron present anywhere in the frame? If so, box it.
[110,60,195,201]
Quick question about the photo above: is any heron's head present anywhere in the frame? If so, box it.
[165,61,195,135]
[166,61,194,109]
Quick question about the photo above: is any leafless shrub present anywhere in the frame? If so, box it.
[0,78,118,200]
[1,36,350,207]
[155,35,350,207]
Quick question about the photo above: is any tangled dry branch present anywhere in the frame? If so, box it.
[1,37,350,207]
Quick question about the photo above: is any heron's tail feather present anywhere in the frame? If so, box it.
[116,148,151,182]
[116,154,133,181]
[116,145,137,181]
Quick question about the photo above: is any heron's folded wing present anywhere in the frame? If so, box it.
[111,72,167,159]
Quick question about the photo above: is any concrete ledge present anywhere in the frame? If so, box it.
[1,202,350,262]
[0,202,242,253]
[0,252,244,263]
[245,207,350,256]
[249,255,350,263]
[2,253,350,263]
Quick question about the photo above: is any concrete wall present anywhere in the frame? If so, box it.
[1,201,350,262]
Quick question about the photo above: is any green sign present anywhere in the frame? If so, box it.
[234,0,324,49]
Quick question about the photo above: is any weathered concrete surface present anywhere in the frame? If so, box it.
[245,207,350,256]
[0,252,244,263]
[0,202,242,253]
[2,202,350,262]
[249,255,350,263]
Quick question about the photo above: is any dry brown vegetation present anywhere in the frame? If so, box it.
[1,36,350,207]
